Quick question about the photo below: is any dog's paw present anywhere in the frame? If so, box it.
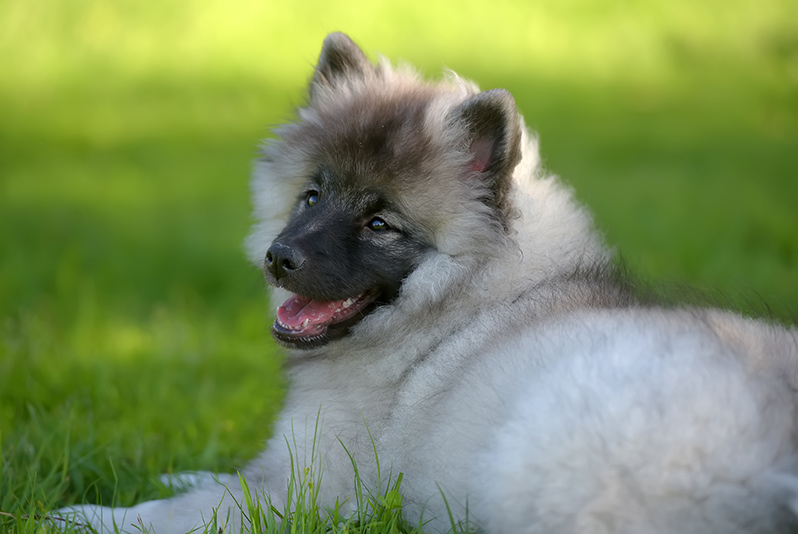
[53,503,153,534]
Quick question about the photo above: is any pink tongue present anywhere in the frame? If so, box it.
[277,294,346,329]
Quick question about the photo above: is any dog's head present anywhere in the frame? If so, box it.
[247,33,522,349]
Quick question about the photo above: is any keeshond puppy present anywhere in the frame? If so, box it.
[61,33,798,533]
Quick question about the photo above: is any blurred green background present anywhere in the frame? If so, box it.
[1,0,797,522]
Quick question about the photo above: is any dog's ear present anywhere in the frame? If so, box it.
[452,89,522,215]
[311,33,372,99]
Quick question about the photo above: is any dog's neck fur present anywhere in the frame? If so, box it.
[495,126,612,295]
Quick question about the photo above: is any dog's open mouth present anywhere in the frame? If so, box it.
[271,291,379,349]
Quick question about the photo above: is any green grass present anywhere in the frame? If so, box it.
[1,0,797,532]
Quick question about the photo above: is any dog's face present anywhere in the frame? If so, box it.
[254,33,522,350]
[264,166,429,349]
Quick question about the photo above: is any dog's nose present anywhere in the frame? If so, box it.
[265,242,306,281]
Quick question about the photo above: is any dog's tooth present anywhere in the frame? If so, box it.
[343,297,355,308]
[301,318,309,328]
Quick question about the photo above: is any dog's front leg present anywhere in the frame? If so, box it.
[54,473,266,533]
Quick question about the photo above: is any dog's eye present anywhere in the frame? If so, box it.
[305,191,319,207]
[367,217,388,232]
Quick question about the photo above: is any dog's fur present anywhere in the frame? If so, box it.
[62,33,798,533]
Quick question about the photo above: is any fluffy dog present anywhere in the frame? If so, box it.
[61,33,798,533]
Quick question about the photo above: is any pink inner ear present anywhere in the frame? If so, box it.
[469,136,494,172]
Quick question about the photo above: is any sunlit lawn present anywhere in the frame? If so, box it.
[1,0,796,532]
